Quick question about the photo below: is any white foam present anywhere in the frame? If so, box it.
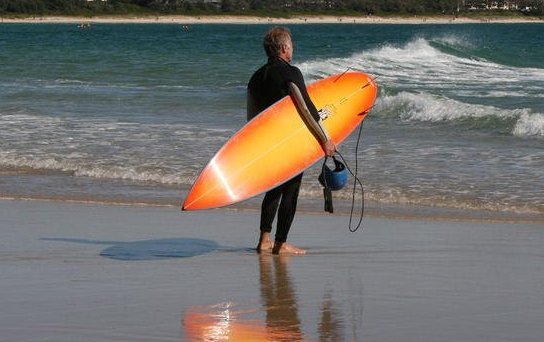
[372,91,544,137]
[513,113,544,137]
[0,152,195,185]
[299,183,542,215]
[375,91,525,122]
[0,111,231,185]
[299,37,544,99]
[431,34,475,50]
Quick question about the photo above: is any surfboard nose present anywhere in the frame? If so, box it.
[182,186,222,211]
[182,158,241,211]
[182,190,216,211]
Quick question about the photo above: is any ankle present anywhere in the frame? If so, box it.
[256,232,273,253]
[259,232,271,241]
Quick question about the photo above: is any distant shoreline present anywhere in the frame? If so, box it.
[1,14,542,25]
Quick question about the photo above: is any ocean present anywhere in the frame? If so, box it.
[1,22,542,220]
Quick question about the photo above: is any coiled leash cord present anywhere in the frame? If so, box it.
[321,121,366,233]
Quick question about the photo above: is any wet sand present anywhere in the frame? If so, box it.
[1,199,543,341]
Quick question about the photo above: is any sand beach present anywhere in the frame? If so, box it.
[1,199,543,341]
[1,14,542,25]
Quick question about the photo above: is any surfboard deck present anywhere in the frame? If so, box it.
[182,71,377,211]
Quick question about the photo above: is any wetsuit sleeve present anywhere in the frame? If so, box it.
[288,67,320,122]
[288,82,330,144]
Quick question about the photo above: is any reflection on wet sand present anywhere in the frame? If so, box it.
[183,301,272,341]
[318,290,344,341]
[183,255,344,341]
[258,254,304,341]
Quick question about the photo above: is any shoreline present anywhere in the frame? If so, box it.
[2,195,542,225]
[1,14,542,25]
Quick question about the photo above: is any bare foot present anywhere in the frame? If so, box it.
[257,241,272,253]
[272,242,306,255]
[256,232,272,253]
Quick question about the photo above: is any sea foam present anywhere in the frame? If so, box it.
[299,36,544,137]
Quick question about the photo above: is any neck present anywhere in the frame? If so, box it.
[270,55,290,64]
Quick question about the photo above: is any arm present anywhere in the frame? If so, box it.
[288,82,330,144]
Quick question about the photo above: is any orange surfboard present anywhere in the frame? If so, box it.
[182,71,377,211]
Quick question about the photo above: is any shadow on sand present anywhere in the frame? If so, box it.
[41,237,221,261]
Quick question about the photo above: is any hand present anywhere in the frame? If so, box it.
[323,139,336,156]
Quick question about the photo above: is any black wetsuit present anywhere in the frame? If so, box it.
[247,57,319,243]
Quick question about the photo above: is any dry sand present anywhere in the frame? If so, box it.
[1,199,543,341]
[1,14,542,25]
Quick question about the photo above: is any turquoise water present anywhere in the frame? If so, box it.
[1,23,543,218]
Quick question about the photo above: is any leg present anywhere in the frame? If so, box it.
[260,186,282,233]
[272,174,306,255]
[256,186,282,253]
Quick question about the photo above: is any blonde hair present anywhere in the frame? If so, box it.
[263,26,292,58]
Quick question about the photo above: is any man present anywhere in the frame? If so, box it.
[247,27,335,255]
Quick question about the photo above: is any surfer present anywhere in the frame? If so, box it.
[247,26,336,255]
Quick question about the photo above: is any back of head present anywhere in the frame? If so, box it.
[263,26,291,58]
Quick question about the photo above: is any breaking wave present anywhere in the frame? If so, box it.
[374,91,543,137]
[298,36,544,137]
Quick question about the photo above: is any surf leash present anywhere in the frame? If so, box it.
[336,119,366,233]
[321,70,377,232]
[337,74,379,232]
[335,72,376,232]
[319,123,366,232]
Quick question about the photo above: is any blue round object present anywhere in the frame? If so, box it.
[319,157,348,191]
